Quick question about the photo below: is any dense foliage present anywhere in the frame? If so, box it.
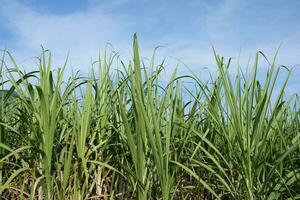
[0,34,299,199]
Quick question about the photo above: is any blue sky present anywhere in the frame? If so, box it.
[0,0,299,95]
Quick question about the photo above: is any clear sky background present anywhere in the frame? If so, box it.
[0,0,299,96]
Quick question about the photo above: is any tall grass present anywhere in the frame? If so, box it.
[0,34,299,199]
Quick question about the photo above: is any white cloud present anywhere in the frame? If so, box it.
[0,0,299,96]
[0,0,134,73]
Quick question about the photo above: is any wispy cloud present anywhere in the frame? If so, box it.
[0,0,137,73]
[0,0,299,94]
